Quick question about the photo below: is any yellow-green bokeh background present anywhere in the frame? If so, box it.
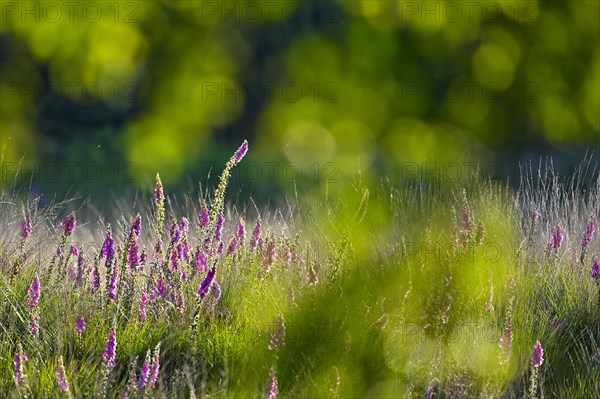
[0,0,598,198]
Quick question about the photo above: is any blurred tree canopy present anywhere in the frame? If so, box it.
[0,0,598,200]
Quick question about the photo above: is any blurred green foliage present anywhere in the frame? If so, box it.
[0,0,598,200]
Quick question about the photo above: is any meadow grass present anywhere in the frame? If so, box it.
[1,148,599,398]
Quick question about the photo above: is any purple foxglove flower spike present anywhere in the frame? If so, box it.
[426,381,435,399]
[13,346,28,386]
[20,213,32,240]
[236,219,246,242]
[102,229,116,264]
[149,344,161,389]
[197,266,216,299]
[180,217,189,232]
[250,220,262,252]
[591,260,600,279]
[215,213,224,243]
[28,277,40,309]
[198,204,210,229]
[128,236,140,271]
[103,328,117,370]
[31,314,40,337]
[76,315,86,335]
[582,217,596,250]
[549,226,563,252]
[169,221,181,244]
[61,212,76,236]
[263,239,277,272]
[57,356,69,392]
[531,341,544,367]
[139,351,151,391]
[130,214,142,238]
[227,235,239,256]
[267,369,278,399]
[234,140,248,165]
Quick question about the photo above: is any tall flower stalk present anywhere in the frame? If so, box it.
[26,276,40,338]
[154,173,166,255]
[208,140,248,237]
[14,343,28,387]
[581,217,596,264]
[56,355,71,396]
[528,341,544,399]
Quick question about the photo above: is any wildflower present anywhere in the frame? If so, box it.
[581,217,596,250]
[234,140,248,165]
[139,350,151,391]
[128,235,140,270]
[227,235,239,256]
[236,218,246,242]
[149,343,161,388]
[92,259,101,291]
[263,238,277,274]
[27,277,40,309]
[197,266,216,299]
[75,252,86,285]
[61,212,76,236]
[139,291,148,323]
[215,213,224,243]
[281,242,292,268]
[169,221,181,244]
[426,381,435,399]
[20,213,32,240]
[196,249,208,273]
[591,260,600,279]
[198,204,210,229]
[533,211,540,220]
[250,219,262,252]
[179,217,189,233]
[102,229,116,264]
[129,214,142,238]
[57,245,63,258]
[57,355,69,392]
[154,173,164,203]
[549,226,563,252]
[155,278,166,298]
[176,290,185,313]
[531,341,544,367]
[30,314,40,337]
[14,345,28,386]
[267,368,278,399]
[103,328,117,370]
[76,315,86,335]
